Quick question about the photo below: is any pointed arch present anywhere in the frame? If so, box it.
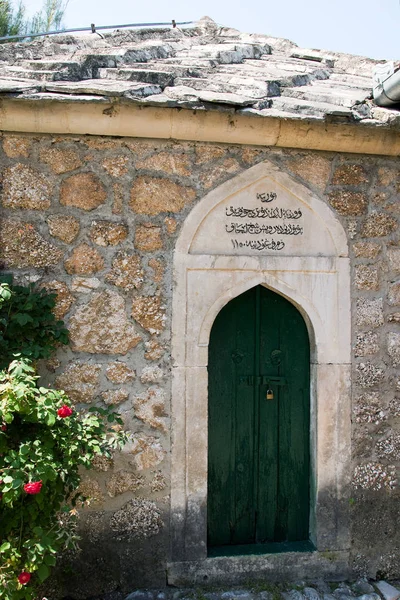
[198,274,319,363]
[169,159,351,582]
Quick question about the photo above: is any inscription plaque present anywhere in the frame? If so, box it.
[189,176,336,256]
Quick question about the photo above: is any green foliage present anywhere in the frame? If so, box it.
[29,0,69,35]
[0,0,68,41]
[0,282,127,599]
[0,1,26,38]
[0,283,69,370]
[0,359,127,599]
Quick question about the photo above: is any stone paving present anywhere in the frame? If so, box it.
[79,579,400,600]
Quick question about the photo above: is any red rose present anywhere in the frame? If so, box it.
[18,572,31,585]
[1,424,6,432]
[23,481,42,495]
[57,405,73,418]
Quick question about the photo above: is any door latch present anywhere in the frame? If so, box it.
[238,375,287,386]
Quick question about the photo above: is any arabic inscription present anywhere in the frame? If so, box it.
[225,191,304,252]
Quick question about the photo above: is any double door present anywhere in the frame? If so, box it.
[207,285,310,550]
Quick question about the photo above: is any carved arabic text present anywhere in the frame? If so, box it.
[226,223,303,235]
[231,239,286,251]
[256,192,277,203]
[225,206,302,219]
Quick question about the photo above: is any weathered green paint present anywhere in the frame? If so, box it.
[207,285,310,551]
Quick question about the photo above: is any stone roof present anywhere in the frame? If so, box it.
[0,16,398,128]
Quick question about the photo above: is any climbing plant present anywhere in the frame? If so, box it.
[0,282,69,369]
[0,283,126,599]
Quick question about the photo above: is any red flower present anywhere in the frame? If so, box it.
[23,481,42,495]
[18,572,31,585]
[57,405,73,418]
[1,424,6,432]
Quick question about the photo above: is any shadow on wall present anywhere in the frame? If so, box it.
[42,502,169,599]
[350,488,400,580]
[40,484,400,598]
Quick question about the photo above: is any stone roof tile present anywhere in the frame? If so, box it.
[0,78,40,92]
[45,79,161,97]
[0,16,394,127]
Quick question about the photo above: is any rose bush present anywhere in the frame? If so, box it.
[0,281,69,370]
[0,359,126,600]
[0,283,127,599]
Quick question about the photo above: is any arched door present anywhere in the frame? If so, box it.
[207,285,310,553]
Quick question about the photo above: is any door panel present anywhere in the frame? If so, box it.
[207,289,255,546]
[207,285,310,550]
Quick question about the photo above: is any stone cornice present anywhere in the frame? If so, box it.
[1,98,400,156]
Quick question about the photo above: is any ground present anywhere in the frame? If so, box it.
[72,579,400,600]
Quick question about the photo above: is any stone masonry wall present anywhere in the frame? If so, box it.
[0,133,399,595]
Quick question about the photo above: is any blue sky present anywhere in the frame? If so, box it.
[23,0,399,60]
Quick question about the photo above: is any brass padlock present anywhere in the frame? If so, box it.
[266,388,274,400]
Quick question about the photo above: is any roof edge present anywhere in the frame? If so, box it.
[1,98,400,156]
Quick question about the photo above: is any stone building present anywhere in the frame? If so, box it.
[0,16,399,597]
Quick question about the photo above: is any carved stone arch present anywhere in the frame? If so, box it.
[198,275,319,362]
[169,160,351,583]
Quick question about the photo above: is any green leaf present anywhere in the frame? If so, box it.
[13,313,34,326]
[0,541,11,552]
[32,526,43,536]
[36,563,50,582]
[44,554,57,566]
[45,413,56,426]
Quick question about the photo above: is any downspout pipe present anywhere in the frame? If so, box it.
[373,61,400,107]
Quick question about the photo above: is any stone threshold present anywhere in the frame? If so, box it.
[167,552,350,587]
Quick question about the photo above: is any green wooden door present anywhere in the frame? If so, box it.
[207,285,310,551]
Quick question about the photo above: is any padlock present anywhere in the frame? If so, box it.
[266,389,274,400]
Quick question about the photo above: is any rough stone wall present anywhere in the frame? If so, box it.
[0,133,399,594]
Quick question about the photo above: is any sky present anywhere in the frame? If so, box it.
[21,0,400,61]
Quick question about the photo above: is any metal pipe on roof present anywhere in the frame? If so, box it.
[0,20,194,43]
[373,61,400,107]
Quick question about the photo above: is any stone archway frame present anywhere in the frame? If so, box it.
[169,161,351,584]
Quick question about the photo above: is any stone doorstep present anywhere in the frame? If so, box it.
[166,552,351,588]
[77,579,400,600]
